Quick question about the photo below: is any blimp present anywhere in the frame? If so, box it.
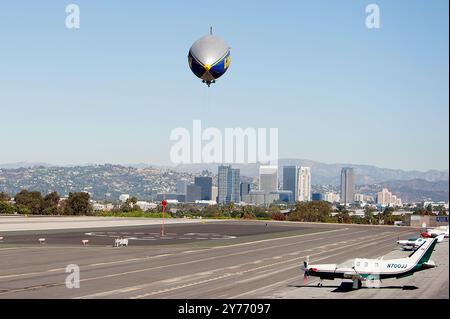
[188,28,231,87]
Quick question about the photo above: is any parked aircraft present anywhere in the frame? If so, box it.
[302,238,438,289]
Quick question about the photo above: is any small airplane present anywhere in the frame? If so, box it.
[397,236,426,250]
[302,237,438,289]
[421,226,449,239]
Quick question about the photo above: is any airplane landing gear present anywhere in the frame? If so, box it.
[352,279,362,289]
[317,279,324,287]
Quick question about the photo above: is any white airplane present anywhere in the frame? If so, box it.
[302,237,438,289]
[397,237,426,250]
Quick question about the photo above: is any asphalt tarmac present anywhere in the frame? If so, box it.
[0,219,447,299]
[0,220,320,246]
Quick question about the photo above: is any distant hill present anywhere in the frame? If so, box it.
[380,179,449,202]
[0,161,447,202]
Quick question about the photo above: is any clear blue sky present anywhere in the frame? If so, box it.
[0,0,448,171]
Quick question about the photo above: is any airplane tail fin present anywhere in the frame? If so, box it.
[408,238,438,265]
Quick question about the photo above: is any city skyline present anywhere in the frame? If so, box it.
[0,1,448,171]
[2,161,441,205]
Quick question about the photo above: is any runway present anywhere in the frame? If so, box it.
[0,219,447,299]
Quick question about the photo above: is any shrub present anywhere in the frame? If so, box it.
[271,212,286,221]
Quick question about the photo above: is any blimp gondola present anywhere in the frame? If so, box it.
[188,28,231,87]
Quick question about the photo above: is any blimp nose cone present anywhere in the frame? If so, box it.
[189,35,230,66]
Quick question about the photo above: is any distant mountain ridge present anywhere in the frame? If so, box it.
[0,162,54,169]
[0,162,447,202]
[380,179,449,203]
[1,160,448,185]
[171,159,448,185]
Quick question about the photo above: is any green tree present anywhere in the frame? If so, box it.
[271,212,286,221]
[434,205,446,215]
[0,201,14,214]
[364,206,377,224]
[41,192,61,215]
[14,204,30,215]
[336,210,351,223]
[288,201,332,222]
[0,192,10,202]
[14,190,44,215]
[64,192,93,216]
[43,192,60,208]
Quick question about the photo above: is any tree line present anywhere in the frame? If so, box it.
[0,189,422,225]
[0,190,92,216]
[287,201,405,225]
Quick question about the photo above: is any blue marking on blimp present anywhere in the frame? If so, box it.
[188,51,208,78]
[209,51,231,79]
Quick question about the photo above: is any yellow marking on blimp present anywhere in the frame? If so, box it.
[224,56,231,69]
[204,64,212,71]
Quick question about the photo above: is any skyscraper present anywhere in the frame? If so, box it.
[218,165,229,204]
[194,176,212,200]
[259,165,278,193]
[298,167,311,202]
[217,165,241,204]
[283,166,298,202]
[340,167,355,204]
[176,179,188,194]
[230,168,240,203]
[186,184,202,203]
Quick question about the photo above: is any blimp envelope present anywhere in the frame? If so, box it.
[188,34,231,86]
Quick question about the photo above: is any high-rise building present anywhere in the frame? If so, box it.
[176,179,188,194]
[194,176,212,200]
[283,166,298,202]
[354,193,366,203]
[298,167,311,201]
[340,167,355,204]
[186,184,202,203]
[218,165,229,204]
[240,182,251,199]
[377,188,402,206]
[217,165,241,204]
[259,165,278,193]
[230,168,241,203]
